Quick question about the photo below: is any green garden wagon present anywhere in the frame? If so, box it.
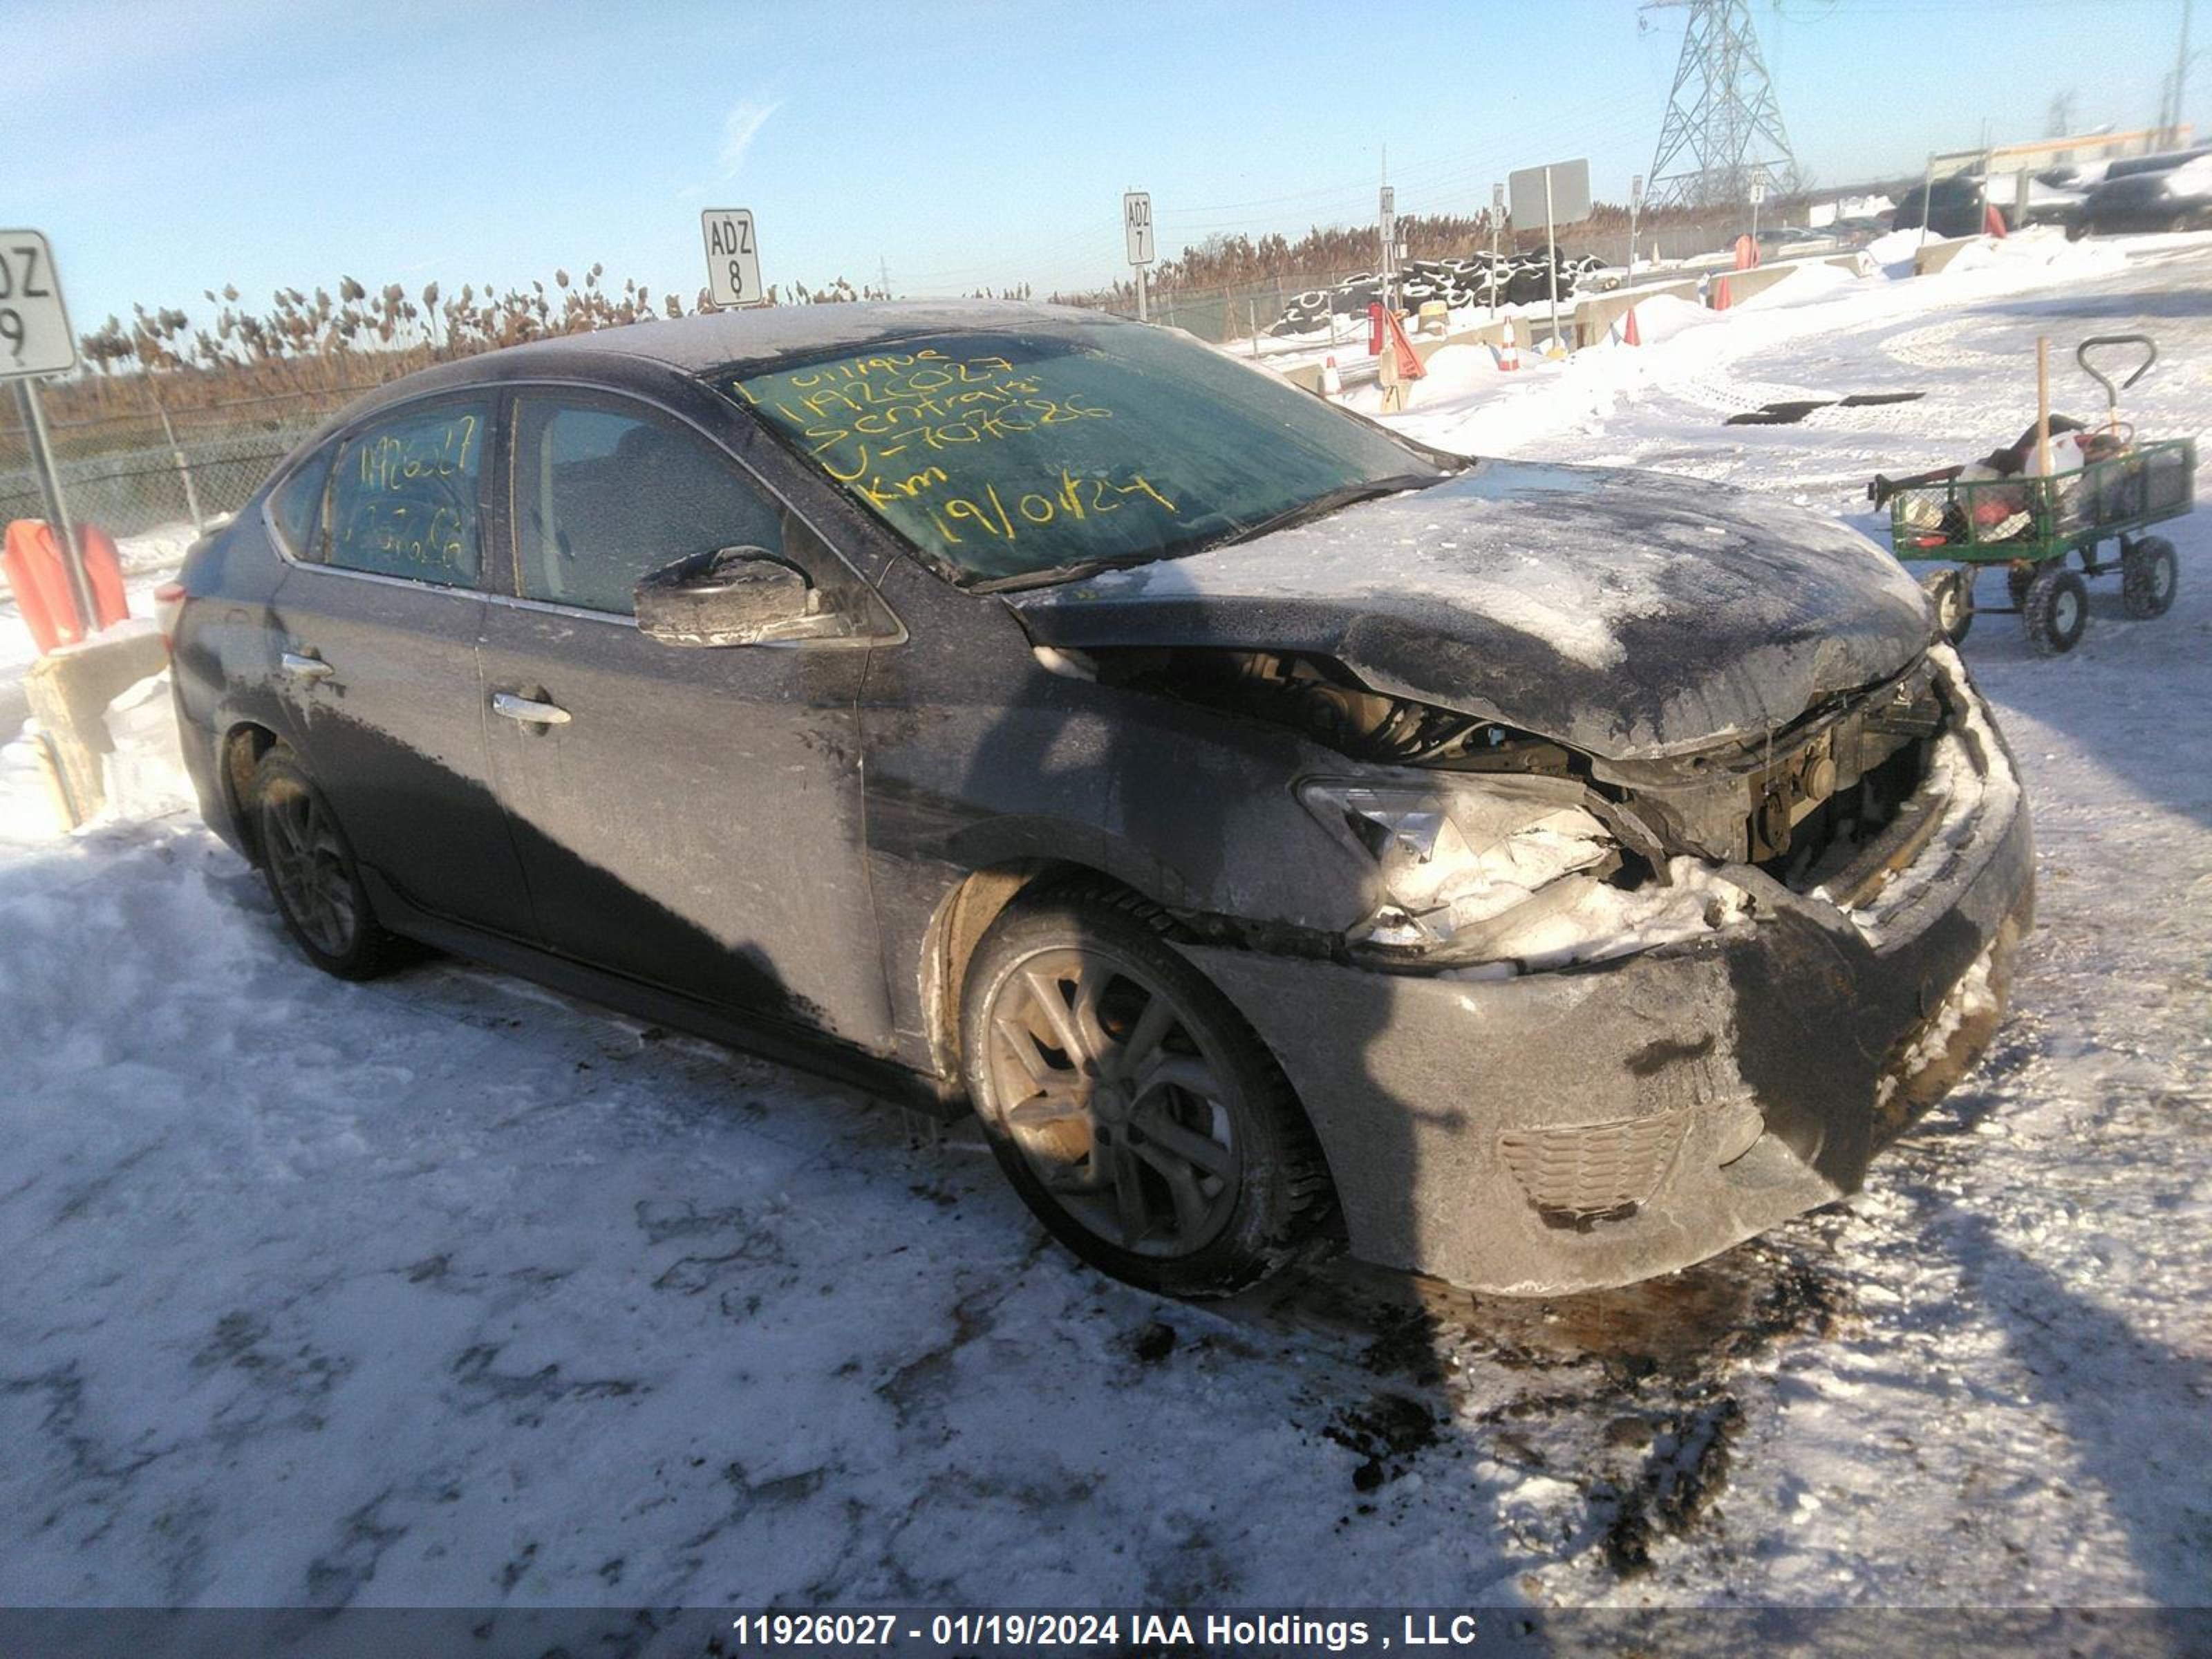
[1875,335,2193,656]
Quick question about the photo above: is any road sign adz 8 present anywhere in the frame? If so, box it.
[702,209,762,309]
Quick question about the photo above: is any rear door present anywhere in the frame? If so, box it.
[266,391,535,938]
[476,387,894,1051]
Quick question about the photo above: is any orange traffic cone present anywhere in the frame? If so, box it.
[1712,276,1734,312]
[1622,306,1642,347]
[1320,356,1343,399]
[1983,202,2008,238]
[1498,318,1521,372]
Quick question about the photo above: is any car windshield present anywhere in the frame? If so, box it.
[717,322,1451,587]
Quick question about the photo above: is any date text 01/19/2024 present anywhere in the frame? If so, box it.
[724,1611,1483,1651]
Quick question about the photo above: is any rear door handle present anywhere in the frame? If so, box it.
[280,650,334,681]
[491,691,572,726]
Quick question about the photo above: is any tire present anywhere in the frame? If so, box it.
[959,884,1338,1299]
[1920,565,1974,645]
[2023,565,2090,656]
[2121,535,2178,619]
[250,745,416,980]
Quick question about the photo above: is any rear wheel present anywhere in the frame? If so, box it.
[2121,535,2178,619]
[961,885,1335,1298]
[1920,565,1974,645]
[252,746,415,980]
[2023,565,2089,656]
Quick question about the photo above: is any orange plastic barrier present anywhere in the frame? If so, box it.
[3,519,129,655]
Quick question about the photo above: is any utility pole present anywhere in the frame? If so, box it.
[2164,0,2196,142]
[878,254,892,299]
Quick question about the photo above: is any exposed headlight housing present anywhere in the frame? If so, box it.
[1299,778,1620,958]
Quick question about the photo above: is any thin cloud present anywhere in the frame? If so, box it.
[677,97,781,201]
[717,100,781,178]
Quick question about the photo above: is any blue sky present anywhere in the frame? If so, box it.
[6,0,2195,335]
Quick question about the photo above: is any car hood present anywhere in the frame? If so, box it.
[1005,458,1933,760]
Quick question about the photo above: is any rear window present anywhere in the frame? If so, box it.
[269,444,333,559]
[718,324,1443,587]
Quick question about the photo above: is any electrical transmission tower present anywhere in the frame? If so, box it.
[1642,0,1799,209]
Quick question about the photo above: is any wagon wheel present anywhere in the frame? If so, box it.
[2121,536,2178,619]
[2006,562,2038,610]
[1919,565,1974,645]
[2023,565,2089,656]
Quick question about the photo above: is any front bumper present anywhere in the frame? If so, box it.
[1179,651,2033,1295]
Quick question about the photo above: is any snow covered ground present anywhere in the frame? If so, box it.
[1,231,2208,1624]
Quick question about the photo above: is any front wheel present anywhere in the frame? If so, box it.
[2121,535,2178,619]
[960,886,1337,1298]
[2023,565,2089,656]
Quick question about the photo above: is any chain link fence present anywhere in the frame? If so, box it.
[0,383,373,543]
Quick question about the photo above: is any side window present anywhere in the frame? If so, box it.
[269,442,335,559]
[513,397,785,615]
[325,400,490,587]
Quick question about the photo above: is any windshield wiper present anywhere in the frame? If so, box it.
[970,552,1170,594]
[1208,473,1442,549]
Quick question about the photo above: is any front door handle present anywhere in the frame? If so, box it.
[491,691,572,726]
[280,650,334,681]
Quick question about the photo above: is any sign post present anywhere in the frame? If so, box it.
[1378,185,1396,315]
[1488,183,1504,316]
[1749,176,1767,250]
[700,209,763,308]
[1123,191,1154,321]
[1628,174,1644,275]
[1,229,97,635]
[1509,159,1591,355]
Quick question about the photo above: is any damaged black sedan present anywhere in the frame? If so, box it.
[169,302,2032,1299]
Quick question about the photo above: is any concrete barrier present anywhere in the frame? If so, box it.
[1914,236,1979,276]
[23,619,167,827]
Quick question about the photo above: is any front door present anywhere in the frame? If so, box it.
[266,392,536,938]
[477,389,893,1051]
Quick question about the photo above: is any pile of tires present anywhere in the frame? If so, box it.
[1267,249,1606,335]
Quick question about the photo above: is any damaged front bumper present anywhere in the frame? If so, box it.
[1177,648,2032,1295]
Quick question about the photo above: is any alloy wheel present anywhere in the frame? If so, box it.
[982,945,1242,1257]
[261,783,358,957]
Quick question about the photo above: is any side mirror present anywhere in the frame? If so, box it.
[633,547,847,647]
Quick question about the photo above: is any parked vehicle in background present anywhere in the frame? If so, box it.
[165,302,2032,1302]
[2099,144,2212,182]
[2069,161,2212,237]
[1891,176,2007,238]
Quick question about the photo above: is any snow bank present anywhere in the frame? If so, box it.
[1863,228,1927,276]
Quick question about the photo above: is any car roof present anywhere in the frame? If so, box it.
[380,299,1121,393]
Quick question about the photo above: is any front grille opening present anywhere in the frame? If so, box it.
[1764,735,1933,894]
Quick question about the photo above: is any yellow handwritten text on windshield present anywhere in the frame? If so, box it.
[735,349,1181,546]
